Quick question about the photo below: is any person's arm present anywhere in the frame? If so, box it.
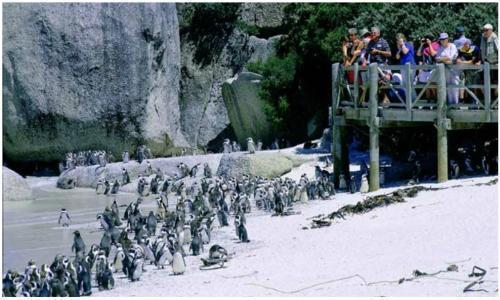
[401,42,410,55]
[428,40,437,57]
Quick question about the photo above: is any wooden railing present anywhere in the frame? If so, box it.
[332,62,498,122]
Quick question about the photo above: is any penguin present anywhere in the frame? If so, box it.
[64,275,79,297]
[38,279,51,297]
[190,164,200,177]
[3,271,16,297]
[142,238,156,264]
[359,174,369,193]
[171,243,186,275]
[235,214,250,243]
[96,179,105,194]
[183,224,192,245]
[339,174,347,191]
[150,177,159,194]
[145,161,153,176]
[111,180,120,194]
[107,244,118,267]
[464,157,475,175]
[146,211,157,237]
[72,231,86,257]
[450,160,460,179]
[113,244,125,273]
[129,251,144,282]
[76,261,92,296]
[189,231,203,256]
[156,242,173,269]
[100,231,112,257]
[122,151,130,163]
[349,175,357,194]
[247,137,256,154]
[482,156,490,175]
[104,180,111,195]
[199,223,210,244]
[122,168,131,185]
[412,161,422,183]
[58,208,71,227]
[203,163,212,178]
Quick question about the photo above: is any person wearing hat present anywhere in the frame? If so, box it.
[457,38,481,102]
[453,26,469,49]
[434,32,459,104]
[480,23,498,97]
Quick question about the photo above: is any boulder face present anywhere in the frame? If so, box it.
[3,3,186,164]
[222,72,273,146]
[2,167,33,201]
[217,152,294,179]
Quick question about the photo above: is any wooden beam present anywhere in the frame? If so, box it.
[368,63,380,192]
[436,64,448,183]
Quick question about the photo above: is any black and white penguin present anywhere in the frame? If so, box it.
[155,239,173,269]
[412,161,422,183]
[76,261,92,296]
[450,160,460,179]
[171,243,186,275]
[349,175,357,194]
[146,211,157,237]
[112,244,125,273]
[64,274,79,297]
[247,137,256,154]
[100,231,112,257]
[122,168,131,185]
[58,208,71,227]
[72,231,86,257]
[129,251,144,282]
[110,180,120,194]
[235,214,250,243]
[339,174,347,191]
[96,179,105,194]
[203,163,212,178]
[190,231,203,256]
[359,174,369,193]
[190,164,200,177]
[103,180,111,195]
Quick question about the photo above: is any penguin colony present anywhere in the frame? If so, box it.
[6,137,496,297]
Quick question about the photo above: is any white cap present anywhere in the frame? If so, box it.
[483,23,493,30]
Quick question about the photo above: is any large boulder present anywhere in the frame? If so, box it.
[3,3,187,165]
[222,72,273,146]
[3,167,33,201]
[57,154,223,189]
[239,3,286,28]
[216,152,294,179]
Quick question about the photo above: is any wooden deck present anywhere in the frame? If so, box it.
[331,62,498,191]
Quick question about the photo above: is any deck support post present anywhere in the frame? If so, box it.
[368,63,380,192]
[436,63,448,183]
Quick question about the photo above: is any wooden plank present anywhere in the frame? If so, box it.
[484,62,491,122]
[405,63,412,118]
[368,63,379,192]
[436,64,448,183]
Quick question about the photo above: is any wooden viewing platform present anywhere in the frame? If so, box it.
[331,62,498,191]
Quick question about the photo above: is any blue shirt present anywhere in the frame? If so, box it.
[399,42,416,65]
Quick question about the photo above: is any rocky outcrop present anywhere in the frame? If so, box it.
[217,152,295,179]
[3,3,186,164]
[3,167,33,201]
[57,154,222,189]
[222,72,273,145]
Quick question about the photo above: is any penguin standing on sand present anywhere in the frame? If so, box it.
[247,137,256,154]
[103,180,111,195]
[129,251,144,282]
[190,231,203,256]
[349,176,357,194]
[171,242,186,275]
[71,231,86,257]
[155,239,173,269]
[58,209,71,227]
[110,180,120,194]
[235,214,250,243]
[96,179,105,194]
[146,211,157,237]
[450,160,460,179]
[339,174,347,191]
[359,174,369,193]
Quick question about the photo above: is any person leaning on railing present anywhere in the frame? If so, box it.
[342,28,364,84]
[416,34,439,101]
[480,23,498,97]
[456,38,481,104]
[395,33,416,101]
[431,32,460,104]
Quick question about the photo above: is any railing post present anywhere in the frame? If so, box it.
[368,63,379,192]
[332,63,340,110]
[484,62,491,122]
[436,63,448,183]
[353,63,360,105]
[405,63,412,119]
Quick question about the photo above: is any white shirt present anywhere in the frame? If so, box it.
[436,43,458,61]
